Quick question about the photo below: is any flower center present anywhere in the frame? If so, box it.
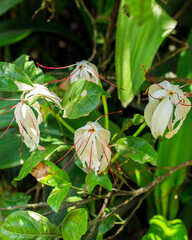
[79,64,83,70]
[168,90,174,96]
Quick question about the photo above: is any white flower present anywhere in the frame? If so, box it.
[24,84,63,109]
[70,60,99,84]
[74,121,111,175]
[14,101,44,151]
[144,81,191,139]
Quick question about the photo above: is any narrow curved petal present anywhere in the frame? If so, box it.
[151,96,173,138]
[144,100,159,127]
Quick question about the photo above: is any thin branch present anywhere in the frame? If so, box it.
[148,46,187,72]
[146,76,192,84]
[174,0,192,20]
[168,35,192,51]
[87,191,113,239]
[0,202,48,211]
[79,0,97,62]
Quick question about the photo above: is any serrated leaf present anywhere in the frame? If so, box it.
[62,79,110,119]
[115,136,157,166]
[142,215,188,240]
[116,1,177,107]
[61,209,88,240]
[0,62,33,91]
[0,211,61,239]
[13,145,64,186]
[85,172,112,194]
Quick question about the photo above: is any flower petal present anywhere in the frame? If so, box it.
[151,96,173,138]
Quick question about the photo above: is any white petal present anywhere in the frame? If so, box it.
[151,96,173,138]
[144,100,159,127]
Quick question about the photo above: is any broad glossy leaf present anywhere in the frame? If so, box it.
[142,215,188,240]
[47,185,71,212]
[13,145,65,186]
[116,1,177,107]
[62,79,110,119]
[61,208,88,240]
[115,136,157,166]
[85,172,112,194]
[0,62,33,91]
[0,210,61,239]
[0,0,24,16]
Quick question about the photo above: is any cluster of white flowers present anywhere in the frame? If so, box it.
[1,60,192,176]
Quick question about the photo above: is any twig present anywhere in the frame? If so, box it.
[101,159,192,221]
[146,76,192,84]
[148,46,187,72]
[104,190,152,240]
[100,0,120,70]
[174,0,192,20]
[0,202,48,211]
[79,0,97,62]
[87,191,113,239]
[168,35,192,51]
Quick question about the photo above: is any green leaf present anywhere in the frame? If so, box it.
[0,210,61,239]
[97,215,115,240]
[61,209,88,240]
[122,114,144,131]
[13,145,65,186]
[47,185,71,213]
[142,215,188,240]
[116,1,177,107]
[0,192,31,218]
[115,136,157,166]
[0,62,33,91]
[0,0,24,16]
[62,79,110,119]
[14,54,45,84]
[85,172,112,194]
[39,161,71,212]
[122,0,153,25]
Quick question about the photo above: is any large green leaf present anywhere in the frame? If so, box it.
[142,215,188,240]
[85,172,112,194]
[97,215,115,240]
[13,145,65,186]
[61,209,88,240]
[0,62,33,91]
[115,1,177,107]
[115,136,158,166]
[0,0,24,16]
[39,161,71,212]
[62,79,110,119]
[0,211,61,239]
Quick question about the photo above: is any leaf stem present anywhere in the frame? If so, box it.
[132,122,147,137]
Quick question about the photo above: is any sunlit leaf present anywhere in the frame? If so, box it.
[0,211,61,239]
[0,62,33,91]
[142,215,188,240]
[61,208,88,240]
[62,79,110,119]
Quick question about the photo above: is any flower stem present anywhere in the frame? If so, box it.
[132,122,147,137]
[102,95,109,130]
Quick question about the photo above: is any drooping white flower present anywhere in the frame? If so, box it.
[144,81,191,139]
[70,60,99,84]
[74,121,111,175]
[24,84,63,109]
[14,101,44,151]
